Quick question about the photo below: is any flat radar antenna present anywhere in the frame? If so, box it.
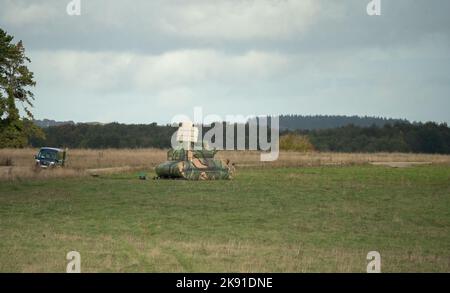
[176,121,199,150]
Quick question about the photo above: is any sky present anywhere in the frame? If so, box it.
[0,0,449,124]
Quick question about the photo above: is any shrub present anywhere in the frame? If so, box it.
[280,134,315,152]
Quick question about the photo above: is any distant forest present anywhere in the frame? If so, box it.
[35,115,407,130]
[298,122,450,154]
[279,115,408,130]
[30,116,450,154]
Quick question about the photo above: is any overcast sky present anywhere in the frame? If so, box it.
[1,0,449,124]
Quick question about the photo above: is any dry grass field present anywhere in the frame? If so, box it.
[0,148,167,180]
[1,148,450,181]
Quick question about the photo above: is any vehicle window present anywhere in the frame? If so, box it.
[38,150,57,160]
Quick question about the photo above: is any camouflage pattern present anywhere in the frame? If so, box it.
[155,148,234,180]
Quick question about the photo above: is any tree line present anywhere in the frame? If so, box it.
[295,122,450,153]
[279,114,408,130]
[29,120,450,154]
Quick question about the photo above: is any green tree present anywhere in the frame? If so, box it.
[0,28,43,147]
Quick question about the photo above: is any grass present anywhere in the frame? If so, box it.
[0,164,449,272]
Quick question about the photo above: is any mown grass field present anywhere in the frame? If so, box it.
[0,164,449,272]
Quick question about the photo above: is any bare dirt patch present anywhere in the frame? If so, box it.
[370,161,432,168]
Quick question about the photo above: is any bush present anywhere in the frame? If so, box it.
[280,134,315,152]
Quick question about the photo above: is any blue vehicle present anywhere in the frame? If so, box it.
[35,147,67,168]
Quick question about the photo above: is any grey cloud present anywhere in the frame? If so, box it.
[0,0,449,123]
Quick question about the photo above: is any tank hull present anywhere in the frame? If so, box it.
[155,159,233,180]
